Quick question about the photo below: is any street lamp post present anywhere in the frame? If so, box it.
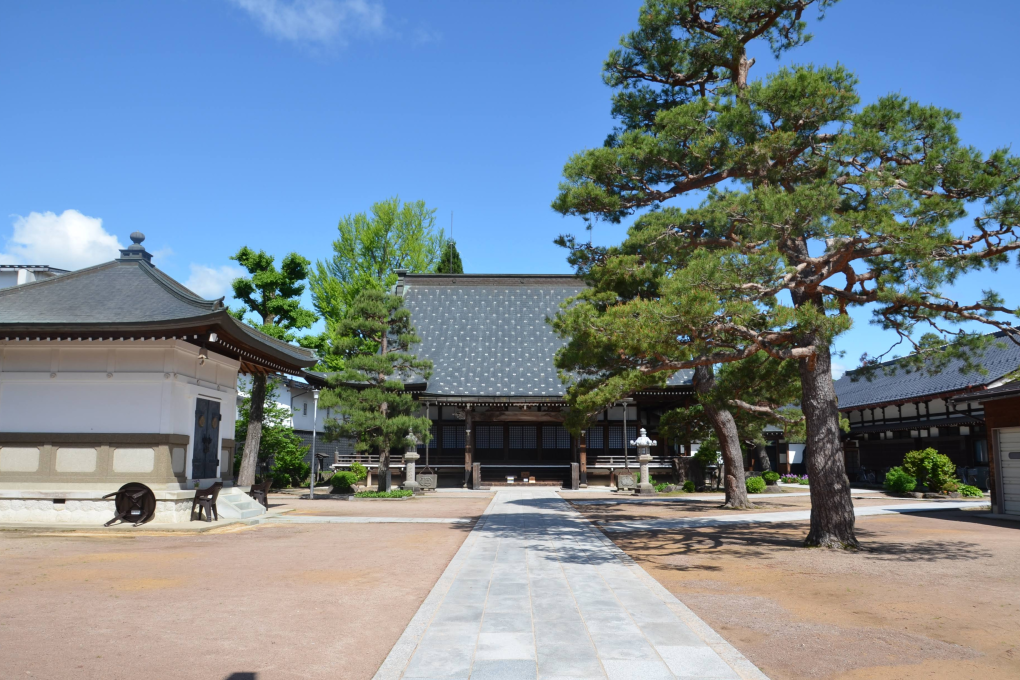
[402,430,421,494]
[309,390,319,500]
[631,427,658,496]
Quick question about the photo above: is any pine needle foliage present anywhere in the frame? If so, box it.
[550,0,1020,548]
[319,289,433,487]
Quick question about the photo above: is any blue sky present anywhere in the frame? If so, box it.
[2,0,1019,377]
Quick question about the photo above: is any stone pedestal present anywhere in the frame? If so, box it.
[402,451,421,493]
[635,452,657,496]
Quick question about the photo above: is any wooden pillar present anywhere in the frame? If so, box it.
[464,407,474,489]
[579,429,588,488]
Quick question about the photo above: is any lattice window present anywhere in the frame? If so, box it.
[586,427,603,450]
[543,426,571,449]
[509,425,537,449]
[476,425,503,449]
[608,426,638,449]
[442,425,465,450]
[417,425,439,451]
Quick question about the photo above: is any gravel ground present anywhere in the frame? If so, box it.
[582,507,1020,680]
[0,495,491,680]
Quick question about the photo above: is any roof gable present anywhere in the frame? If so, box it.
[402,274,585,397]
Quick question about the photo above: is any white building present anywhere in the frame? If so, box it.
[0,233,319,523]
[0,264,68,289]
[236,373,352,471]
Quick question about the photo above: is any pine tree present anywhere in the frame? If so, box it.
[230,247,316,488]
[551,0,1020,547]
[319,289,433,491]
[436,240,464,274]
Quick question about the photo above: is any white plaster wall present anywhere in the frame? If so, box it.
[0,339,239,481]
[788,443,806,464]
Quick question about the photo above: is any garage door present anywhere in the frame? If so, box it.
[997,428,1020,515]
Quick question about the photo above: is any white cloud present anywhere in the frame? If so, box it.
[185,264,244,301]
[1,210,123,271]
[831,362,847,380]
[228,0,385,45]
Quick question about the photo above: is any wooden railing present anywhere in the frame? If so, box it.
[589,455,672,468]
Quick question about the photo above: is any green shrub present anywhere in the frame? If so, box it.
[355,490,413,498]
[762,471,780,484]
[797,477,809,485]
[902,447,957,492]
[654,481,671,492]
[682,480,696,493]
[270,448,310,488]
[331,471,359,493]
[746,476,767,494]
[883,466,917,493]
[350,462,368,482]
[958,484,983,497]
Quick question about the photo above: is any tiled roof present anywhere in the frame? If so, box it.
[401,274,693,398]
[834,331,1020,409]
[402,274,585,397]
[0,258,316,369]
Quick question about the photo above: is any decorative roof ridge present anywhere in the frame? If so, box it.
[138,263,224,312]
[0,260,119,298]
[403,273,583,287]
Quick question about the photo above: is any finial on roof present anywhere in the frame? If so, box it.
[118,232,154,265]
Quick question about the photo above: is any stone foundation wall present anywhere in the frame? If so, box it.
[0,498,195,524]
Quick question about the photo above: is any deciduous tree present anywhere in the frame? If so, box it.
[551,0,1020,547]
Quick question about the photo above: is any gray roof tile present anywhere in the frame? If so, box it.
[834,332,1020,409]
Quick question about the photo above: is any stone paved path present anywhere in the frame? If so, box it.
[374,488,765,680]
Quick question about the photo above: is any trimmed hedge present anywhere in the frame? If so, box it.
[746,476,767,494]
[762,471,780,484]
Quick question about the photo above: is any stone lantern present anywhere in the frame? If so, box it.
[631,428,658,496]
[402,431,421,493]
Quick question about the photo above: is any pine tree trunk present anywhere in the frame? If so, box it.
[377,445,390,492]
[377,399,389,492]
[694,366,750,509]
[756,442,771,473]
[798,340,858,549]
[237,372,266,488]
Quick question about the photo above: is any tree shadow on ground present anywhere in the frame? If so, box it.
[607,520,991,566]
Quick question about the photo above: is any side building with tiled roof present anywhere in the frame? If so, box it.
[365,271,696,489]
[0,233,320,523]
[833,331,1020,489]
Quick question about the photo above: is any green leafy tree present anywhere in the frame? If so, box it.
[436,239,464,274]
[319,289,433,491]
[308,197,445,370]
[234,379,310,488]
[230,247,317,487]
[550,0,1020,548]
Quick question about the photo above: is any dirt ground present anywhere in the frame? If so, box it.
[0,494,493,680]
[567,491,926,521]
[574,502,1020,680]
[275,491,493,518]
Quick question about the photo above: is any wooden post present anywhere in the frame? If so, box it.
[464,407,473,489]
[579,429,588,488]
